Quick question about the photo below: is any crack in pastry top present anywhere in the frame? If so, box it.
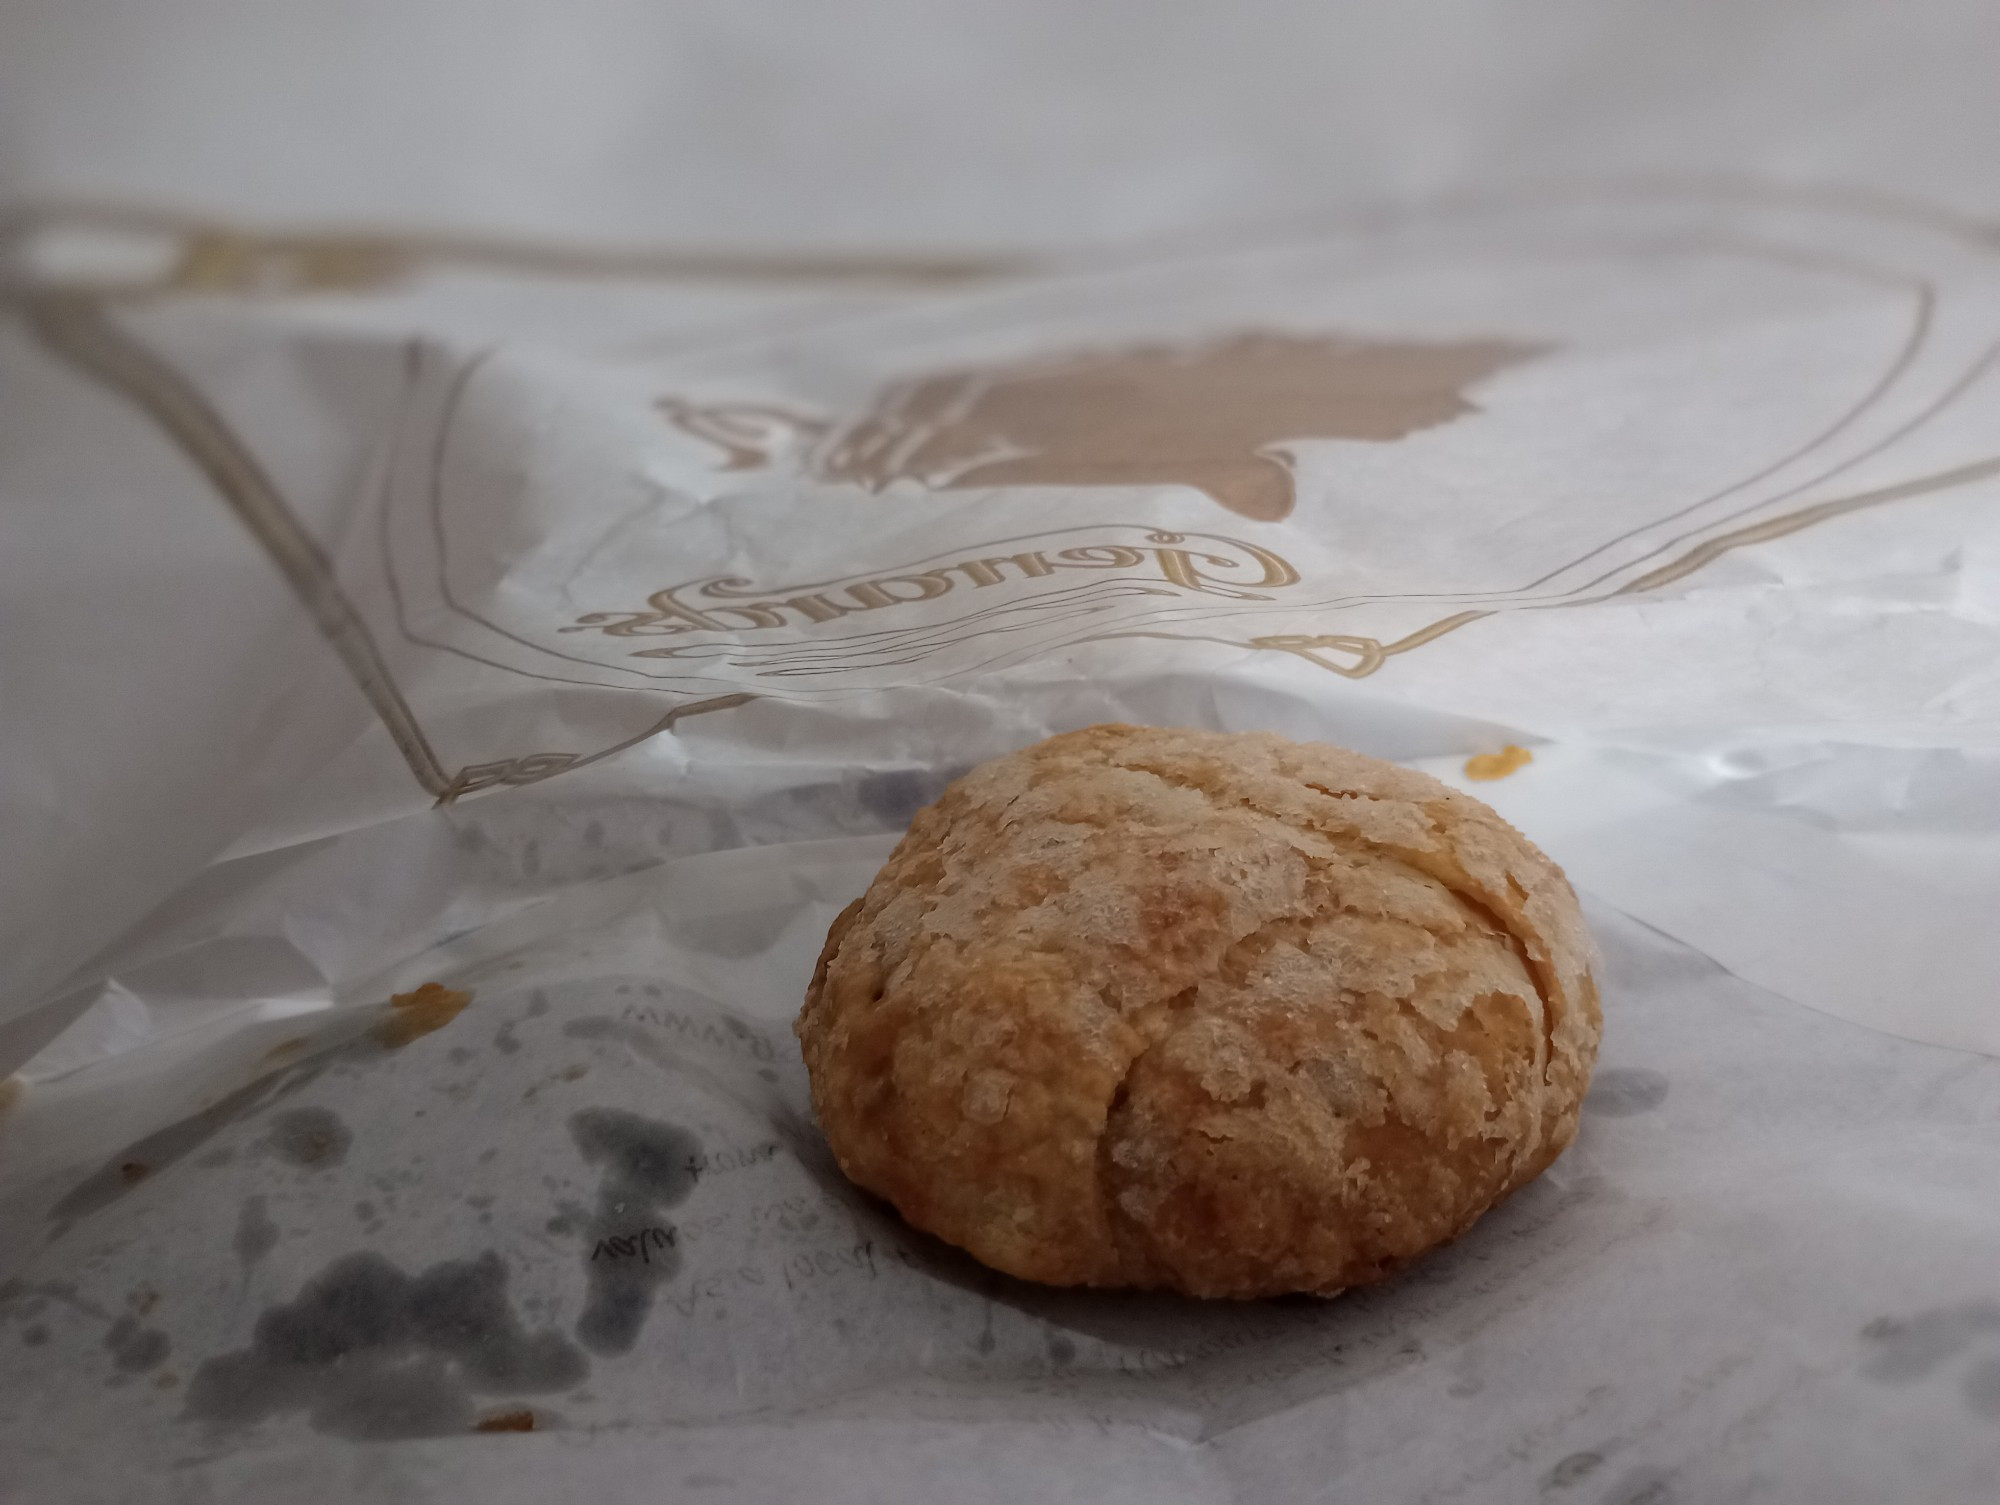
[797,724,1599,1297]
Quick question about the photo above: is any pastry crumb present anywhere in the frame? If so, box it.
[475,1409,536,1433]
[374,983,474,1047]
[1464,744,1533,781]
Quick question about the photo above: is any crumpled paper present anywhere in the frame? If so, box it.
[2,842,1997,1503]
[6,176,2000,1502]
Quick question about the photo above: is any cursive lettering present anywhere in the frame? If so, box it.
[590,1226,676,1264]
[561,530,1301,651]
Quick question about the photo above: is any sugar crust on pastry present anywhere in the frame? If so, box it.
[796,724,1600,1298]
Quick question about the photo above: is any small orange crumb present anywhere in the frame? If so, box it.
[0,1076,22,1116]
[128,1285,160,1316]
[119,1161,152,1185]
[373,983,474,1048]
[261,1037,308,1063]
[1464,745,1534,782]
[475,1409,536,1433]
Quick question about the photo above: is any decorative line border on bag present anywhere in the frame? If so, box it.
[19,290,756,805]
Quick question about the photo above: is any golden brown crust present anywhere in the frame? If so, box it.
[795,724,1601,1298]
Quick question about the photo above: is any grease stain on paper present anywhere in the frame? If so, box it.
[567,1108,700,1355]
[46,1065,321,1237]
[1541,1449,1605,1492]
[1598,1467,1677,1505]
[261,1107,352,1168]
[185,1250,587,1440]
[232,1196,279,1271]
[1583,1069,1670,1118]
[1860,1303,2000,1383]
[104,1315,171,1373]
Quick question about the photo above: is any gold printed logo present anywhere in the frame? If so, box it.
[564,528,1299,667]
[661,332,1539,522]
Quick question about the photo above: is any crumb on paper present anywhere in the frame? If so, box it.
[260,1036,308,1063]
[0,1076,21,1116]
[119,1161,151,1186]
[475,1409,536,1433]
[374,983,474,1048]
[1464,744,1534,782]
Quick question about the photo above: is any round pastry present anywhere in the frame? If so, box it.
[796,724,1600,1298]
